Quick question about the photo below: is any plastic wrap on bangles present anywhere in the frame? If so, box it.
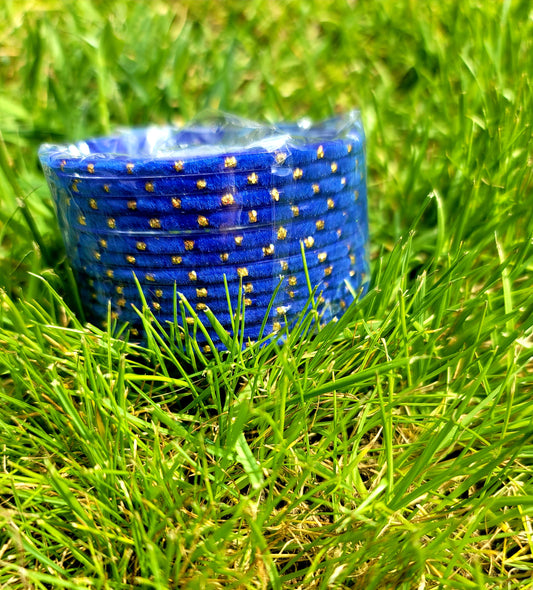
[38,110,369,347]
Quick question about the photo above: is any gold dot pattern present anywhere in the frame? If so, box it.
[149,218,161,229]
[172,255,182,264]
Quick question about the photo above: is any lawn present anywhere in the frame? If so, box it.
[0,0,532,588]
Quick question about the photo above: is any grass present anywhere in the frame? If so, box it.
[0,0,532,587]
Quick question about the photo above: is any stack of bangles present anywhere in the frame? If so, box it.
[39,112,369,350]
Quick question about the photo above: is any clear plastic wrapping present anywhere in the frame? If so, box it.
[39,110,369,349]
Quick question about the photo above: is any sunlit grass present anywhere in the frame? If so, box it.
[0,0,532,588]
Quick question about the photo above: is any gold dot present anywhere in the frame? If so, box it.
[277,226,287,240]
[221,193,235,206]
[196,302,207,311]
[172,255,182,264]
[101,320,108,328]
[288,290,295,298]
[237,267,248,278]
[126,255,136,264]
[115,285,123,293]
[350,254,356,264]
[184,240,194,250]
[107,218,116,229]
[327,198,335,209]
[341,177,346,185]
[198,215,209,227]
[173,160,184,172]
[145,273,155,282]
[288,276,297,286]
[244,283,253,293]
[203,344,212,353]
[107,270,115,279]
[90,291,97,300]
[270,188,280,202]
[172,197,181,209]
[136,241,147,251]
[188,271,197,281]
[324,265,333,276]
[152,301,161,311]
[88,279,94,287]
[94,251,101,261]
[340,299,347,309]
[220,252,229,262]
[71,180,79,192]
[318,252,328,263]
[87,163,95,174]
[117,297,126,307]
[225,156,237,168]
[331,162,338,173]
[155,289,163,297]
[280,261,289,271]
[126,163,134,174]
[349,270,356,277]
[304,236,315,248]
[319,295,326,304]
[184,317,194,325]
[248,210,258,223]
[127,200,137,210]
[60,160,66,171]
[276,305,289,315]
[347,144,352,153]
[312,184,320,194]
[262,244,275,256]
[78,215,86,225]
[104,184,110,193]
[291,205,299,217]
[275,152,287,164]
[247,172,258,185]
[293,168,303,180]
[196,288,208,298]
[149,218,161,229]
[196,179,207,189]
[145,182,154,192]
[111,311,119,321]
[99,239,107,248]
[354,190,359,201]
[244,298,252,307]
[273,321,281,332]
[234,236,243,246]
[337,229,343,237]
[317,145,324,159]
[316,219,325,230]
[131,328,139,337]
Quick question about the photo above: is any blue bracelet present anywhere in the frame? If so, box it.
[39,112,369,343]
